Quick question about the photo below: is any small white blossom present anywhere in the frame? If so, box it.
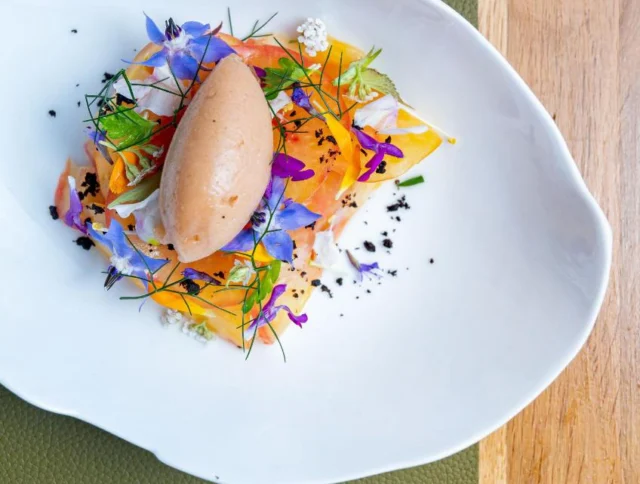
[268,91,293,119]
[110,255,133,275]
[227,259,256,286]
[308,63,322,70]
[345,91,379,103]
[161,309,215,344]
[353,94,428,135]
[296,18,329,57]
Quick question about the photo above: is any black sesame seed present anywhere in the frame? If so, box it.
[49,205,59,220]
[311,279,321,287]
[366,289,371,294]
[363,241,376,252]
[75,236,94,251]
[48,110,56,117]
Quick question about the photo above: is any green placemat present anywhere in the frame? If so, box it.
[0,1,478,482]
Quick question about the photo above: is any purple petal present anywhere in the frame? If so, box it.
[357,151,385,182]
[283,307,308,327]
[266,176,287,211]
[181,268,221,285]
[144,13,166,44]
[272,153,315,181]
[262,230,294,262]
[222,229,255,252]
[169,51,200,80]
[181,21,210,38]
[253,66,267,78]
[352,127,380,152]
[381,143,404,158]
[264,284,287,313]
[276,202,321,231]
[190,35,236,64]
[291,87,313,111]
[63,177,87,234]
[123,49,168,68]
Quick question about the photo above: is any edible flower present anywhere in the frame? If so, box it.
[353,94,428,135]
[181,268,221,286]
[352,127,403,181]
[125,14,234,80]
[223,177,320,262]
[347,250,383,282]
[227,259,256,286]
[64,176,87,234]
[268,91,293,119]
[113,65,182,117]
[311,230,349,273]
[291,86,325,121]
[243,284,308,339]
[87,219,168,289]
[110,189,163,244]
[271,153,315,181]
[296,18,329,57]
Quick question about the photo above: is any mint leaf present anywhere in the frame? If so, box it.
[99,105,156,150]
[263,57,310,100]
[360,68,403,102]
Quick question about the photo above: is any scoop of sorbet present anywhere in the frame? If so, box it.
[159,54,273,263]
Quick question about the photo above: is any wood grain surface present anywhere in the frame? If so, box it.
[478,0,639,483]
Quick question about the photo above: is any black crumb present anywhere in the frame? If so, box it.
[75,83,80,87]
[127,224,135,231]
[395,216,402,222]
[300,271,307,277]
[382,231,388,236]
[71,29,78,34]
[387,195,410,212]
[214,271,225,278]
[364,221,368,225]
[382,238,393,249]
[180,279,201,296]
[311,279,321,287]
[314,128,323,138]
[102,72,115,83]
[75,236,94,251]
[336,277,343,286]
[289,110,297,117]
[387,270,398,277]
[375,160,387,174]
[293,293,299,298]
[294,119,302,128]
[77,101,81,107]
[88,203,104,214]
[48,205,59,220]
[429,258,435,264]
[167,244,175,251]
[321,285,333,298]
[48,110,56,118]
[340,313,344,317]
[363,241,376,252]
[366,289,371,294]
[326,135,337,145]
[80,172,100,197]
[356,296,360,300]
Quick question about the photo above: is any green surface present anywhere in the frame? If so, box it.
[0,1,478,482]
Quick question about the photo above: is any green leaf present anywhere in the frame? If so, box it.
[268,260,281,282]
[258,270,274,301]
[360,68,403,102]
[396,175,425,187]
[332,47,382,87]
[107,171,161,207]
[98,105,156,150]
[263,57,311,100]
[242,290,258,314]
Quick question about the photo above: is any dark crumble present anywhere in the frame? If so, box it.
[384,135,392,144]
[360,148,368,156]
[80,172,100,198]
[301,289,305,294]
[366,289,372,294]
[48,110,57,118]
[77,101,81,107]
[387,269,398,277]
[396,216,401,221]
[127,224,135,231]
[363,241,376,252]
[319,154,326,164]
[75,83,80,87]
[382,231,388,236]
[314,128,323,138]
[327,148,340,159]
[325,135,337,145]
[336,277,343,286]
[294,119,302,128]
[320,284,333,298]
[387,195,410,212]
[429,258,435,264]
[71,29,78,34]
[180,279,201,296]
[293,293,299,299]
[88,203,104,214]
[317,136,325,146]
[340,313,344,317]
[167,243,175,251]
[305,221,316,230]
[214,271,225,278]
[102,72,115,83]
[382,238,393,249]
[74,236,94,251]
[300,271,307,277]
[49,205,59,220]
[311,279,321,287]
[375,160,387,174]
[356,296,360,300]
[289,110,297,117]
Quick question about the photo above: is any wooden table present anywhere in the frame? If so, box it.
[477,1,639,482]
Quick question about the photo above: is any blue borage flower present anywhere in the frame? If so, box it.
[64,176,87,234]
[223,177,320,262]
[181,268,222,286]
[124,14,235,80]
[347,250,383,282]
[243,284,308,339]
[86,219,168,289]
[352,126,404,181]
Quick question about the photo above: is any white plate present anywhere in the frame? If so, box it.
[0,0,611,483]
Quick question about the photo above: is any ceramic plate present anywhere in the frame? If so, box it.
[0,0,611,483]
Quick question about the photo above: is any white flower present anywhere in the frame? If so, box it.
[113,65,184,117]
[296,18,329,57]
[227,259,255,286]
[353,94,428,135]
[311,231,350,273]
[110,189,164,245]
[161,309,215,344]
[110,254,134,275]
[268,91,293,119]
